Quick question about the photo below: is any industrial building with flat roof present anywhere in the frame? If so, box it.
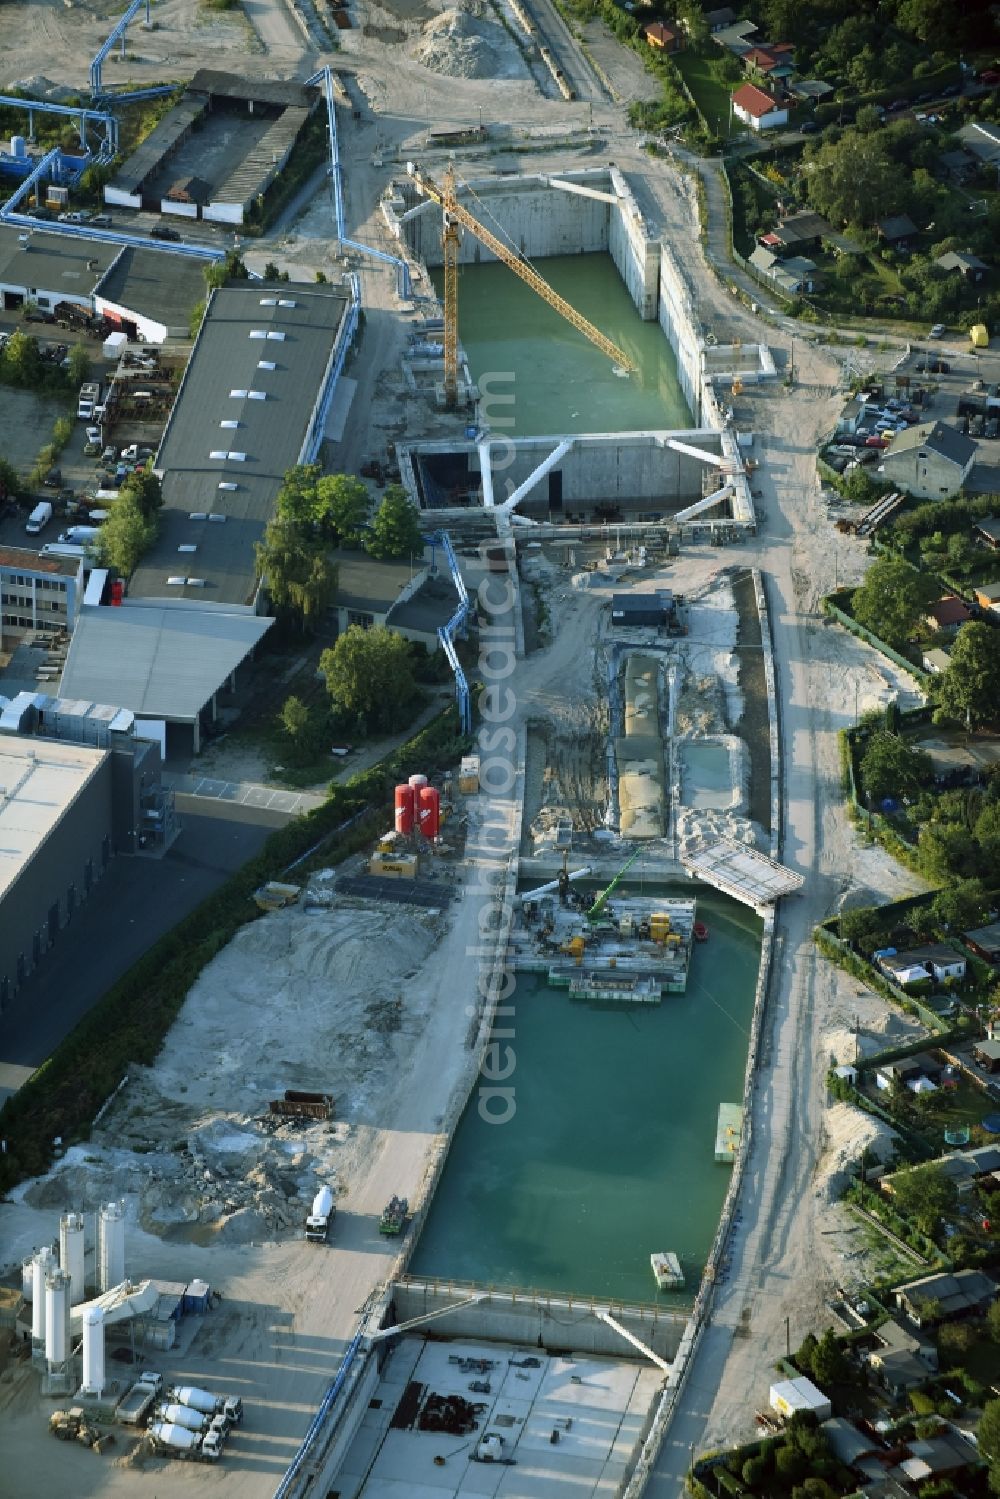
[0,225,119,313]
[93,247,206,343]
[0,695,173,1002]
[58,281,355,752]
[1,545,83,636]
[140,281,350,607]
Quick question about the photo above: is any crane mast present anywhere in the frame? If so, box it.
[408,164,634,408]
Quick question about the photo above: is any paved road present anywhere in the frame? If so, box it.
[0,812,272,1077]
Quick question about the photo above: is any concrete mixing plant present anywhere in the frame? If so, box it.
[98,1200,125,1293]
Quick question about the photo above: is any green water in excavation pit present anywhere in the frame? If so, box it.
[431,253,692,437]
[410,886,761,1305]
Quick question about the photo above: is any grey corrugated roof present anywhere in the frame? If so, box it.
[107,97,208,195]
[886,420,976,469]
[188,69,312,110]
[0,225,120,298]
[93,246,206,332]
[133,281,349,606]
[59,602,273,722]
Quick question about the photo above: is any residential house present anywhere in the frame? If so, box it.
[922,646,951,674]
[924,594,973,634]
[789,78,834,104]
[765,210,832,251]
[742,43,796,89]
[731,83,788,132]
[747,246,817,296]
[643,21,681,51]
[974,515,1000,549]
[875,1053,944,1091]
[867,1317,937,1396]
[973,1038,1000,1072]
[890,1432,981,1486]
[877,214,919,247]
[895,1268,998,1324]
[964,919,1000,963]
[821,1418,880,1470]
[935,249,989,283]
[879,420,977,501]
[701,6,735,31]
[937,147,976,182]
[885,1147,1000,1198]
[897,944,966,982]
[713,19,759,55]
[973,581,1000,613]
[957,119,1000,170]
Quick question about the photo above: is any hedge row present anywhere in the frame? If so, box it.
[0,708,470,1191]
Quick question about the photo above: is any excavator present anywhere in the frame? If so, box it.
[406,163,634,408]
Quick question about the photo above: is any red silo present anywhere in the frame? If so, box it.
[418,785,440,840]
[394,783,414,836]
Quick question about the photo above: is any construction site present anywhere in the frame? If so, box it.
[0,0,939,1491]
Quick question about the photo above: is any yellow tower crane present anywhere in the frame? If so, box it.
[407,163,634,408]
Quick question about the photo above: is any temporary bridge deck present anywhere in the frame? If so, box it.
[680,837,802,914]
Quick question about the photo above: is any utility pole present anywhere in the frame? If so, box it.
[785,1315,790,1358]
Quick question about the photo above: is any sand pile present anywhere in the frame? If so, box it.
[814,1101,898,1204]
[412,1,528,79]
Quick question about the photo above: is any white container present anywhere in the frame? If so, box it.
[98,1201,125,1292]
[45,1269,70,1364]
[82,1307,105,1394]
[59,1213,86,1305]
[31,1249,53,1341]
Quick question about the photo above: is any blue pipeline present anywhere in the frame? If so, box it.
[271,1326,366,1499]
[423,528,472,733]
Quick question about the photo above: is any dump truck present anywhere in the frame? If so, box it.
[306,1185,335,1242]
[117,1371,162,1425]
[268,1089,334,1121]
[253,880,301,911]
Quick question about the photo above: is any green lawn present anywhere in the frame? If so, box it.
[672,48,736,135]
[910,1080,998,1142]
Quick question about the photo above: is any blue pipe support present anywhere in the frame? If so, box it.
[272,1326,366,1499]
[423,528,472,732]
[90,0,149,96]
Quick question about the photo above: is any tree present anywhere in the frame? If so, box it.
[254,518,338,626]
[935,623,1000,730]
[987,1298,1000,1344]
[96,492,157,577]
[976,801,1000,865]
[67,343,91,387]
[794,1331,819,1379]
[889,1163,958,1238]
[858,730,932,806]
[204,250,249,291]
[812,1329,847,1387]
[317,473,369,545]
[366,485,424,561]
[189,300,206,339]
[839,906,882,948]
[918,821,983,882]
[855,105,883,134]
[980,1396,1000,1463]
[320,625,417,733]
[930,878,989,933]
[119,469,162,520]
[851,554,936,651]
[276,467,370,544]
[805,130,898,227]
[279,694,310,746]
[0,330,43,387]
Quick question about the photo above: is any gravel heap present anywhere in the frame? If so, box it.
[412,0,528,79]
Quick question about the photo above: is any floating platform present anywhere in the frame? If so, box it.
[715,1103,743,1163]
[512,893,697,1002]
[651,1252,685,1291]
[553,968,663,1004]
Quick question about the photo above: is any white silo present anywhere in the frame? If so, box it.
[21,1255,34,1300]
[59,1213,86,1305]
[81,1307,105,1396]
[98,1201,125,1292]
[31,1248,53,1342]
[45,1268,71,1366]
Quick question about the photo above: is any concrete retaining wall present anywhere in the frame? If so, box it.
[609,166,658,321]
[392,1280,687,1362]
[657,241,704,423]
[621,571,783,1497]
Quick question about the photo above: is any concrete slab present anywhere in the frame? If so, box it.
[339,1336,655,1499]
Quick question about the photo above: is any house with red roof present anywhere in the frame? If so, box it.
[731,83,788,132]
[643,21,682,51]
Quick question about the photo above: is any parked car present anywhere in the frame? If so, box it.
[986,417,999,439]
[930,323,946,338]
[101,445,117,464]
[85,425,102,444]
[149,224,180,242]
[888,98,908,112]
[23,307,55,324]
[83,440,102,456]
[26,206,53,220]
[42,468,62,488]
[90,213,112,228]
[57,210,88,224]
[800,120,820,134]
